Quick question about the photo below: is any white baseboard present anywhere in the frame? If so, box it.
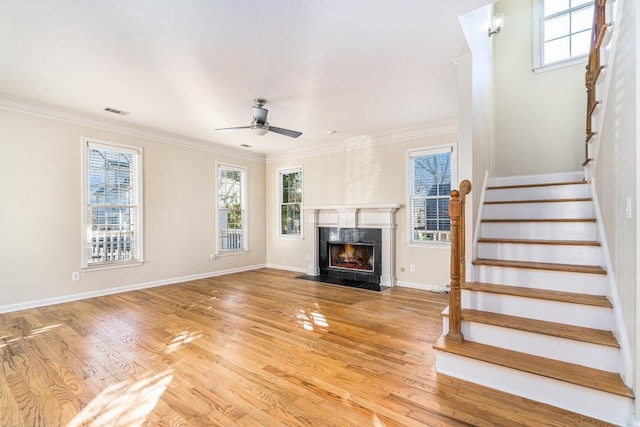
[396,280,447,291]
[265,263,308,274]
[0,264,267,314]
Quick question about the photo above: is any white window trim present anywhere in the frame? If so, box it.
[277,166,304,240]
[215,161,249,256]
[81,137,144,270]
[405,143,456,248]
[532,0,593,73]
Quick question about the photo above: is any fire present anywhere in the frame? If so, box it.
[340,244,356,262]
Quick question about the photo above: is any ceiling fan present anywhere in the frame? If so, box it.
[215,98,302,138]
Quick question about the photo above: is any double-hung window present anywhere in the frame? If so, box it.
[278,167,303,237]
[535,0,594,68]
[217,163,247,253]
[83,138,143,267]
[408,146,454,244]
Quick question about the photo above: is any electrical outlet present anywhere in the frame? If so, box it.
[410,264,416,272]
[71,272,80,281]
[304,253,309,261]
[210,254,216,262]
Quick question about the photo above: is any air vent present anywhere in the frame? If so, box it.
[104,107,130,116]
[240,144,252,148]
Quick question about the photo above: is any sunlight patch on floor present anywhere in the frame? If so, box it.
[296,306,329,331]
[68,369,173,427]
[165,330,203,354]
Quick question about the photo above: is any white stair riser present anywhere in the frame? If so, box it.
[477,242,601,266]
[461,291,611,330]
[487,172,585,187]
[435,351,633,426]
[472,265,608,295]
[479,221,597,241]
[485,184,590,202]
[483,201,593,220]
[454,321,619,372]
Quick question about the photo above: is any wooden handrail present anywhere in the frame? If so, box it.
[447,180,471,342]
[584,0,607,165]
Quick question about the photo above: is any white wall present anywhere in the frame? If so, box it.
[458,4,496,274]
[0,108,266,310]
[266,131,458,289]
[594,0,638,419]
[494,0,585,176]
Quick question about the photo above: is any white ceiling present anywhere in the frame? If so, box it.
[0,0,492,155]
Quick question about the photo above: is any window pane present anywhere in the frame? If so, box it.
[409,148,453,243]
[571,30,591,57]
[571,6,594,33]
[544,0,570,17]
[411,198,427,241]
[544,36,571,63]
[86,143,140,265]
[218,165,246,251]
[281,204,301,235]
[279,168,302,237]
[412,152,451,197]
[544,14,570,41]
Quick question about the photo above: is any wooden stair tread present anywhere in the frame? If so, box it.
[472,258,606,275]
[477,238,600,247]
[487,181,587,190]
[481,218,596,223]
[460,309,619,348]
[434,336,633,398]
[463,282,612,308]
[485,198,592,205]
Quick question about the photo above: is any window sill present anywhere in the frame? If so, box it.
[406,242,451,250]
[532,55,587,74]
[278,235,304,240]
[82,261,145,272]
[215,250,249,258]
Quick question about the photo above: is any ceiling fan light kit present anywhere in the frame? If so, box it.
[215,98,302,138]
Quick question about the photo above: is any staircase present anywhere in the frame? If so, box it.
[434,172,634,426]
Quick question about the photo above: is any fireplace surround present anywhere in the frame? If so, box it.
[304,204,400,289]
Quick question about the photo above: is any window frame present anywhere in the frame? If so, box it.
[215,162,248,256]
[533,0,595,73]
[406,144,456,248]
[277,166,304,239]
[81,137,144,270]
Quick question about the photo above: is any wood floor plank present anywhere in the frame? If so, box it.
[0,268,615,426]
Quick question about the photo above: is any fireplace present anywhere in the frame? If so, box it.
[329,243,374,271]
[303,204,400,290]
[319,227,382,285]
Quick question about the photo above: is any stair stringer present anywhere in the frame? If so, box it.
[590,178,634,387]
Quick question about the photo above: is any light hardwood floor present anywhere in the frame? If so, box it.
[0,269,613,426]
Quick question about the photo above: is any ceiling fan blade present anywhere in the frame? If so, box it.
[252,106,268,125]
[269,126,302,138]
[215,126,251,131]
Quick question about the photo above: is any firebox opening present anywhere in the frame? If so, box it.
[328,243,374,272]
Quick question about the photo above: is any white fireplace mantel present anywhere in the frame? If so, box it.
[304,204,401,287]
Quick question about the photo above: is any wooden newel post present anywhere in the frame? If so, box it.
[446,180,471,342]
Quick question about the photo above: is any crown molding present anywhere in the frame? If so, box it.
[266,118,458,163]
[0,93,265,162]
